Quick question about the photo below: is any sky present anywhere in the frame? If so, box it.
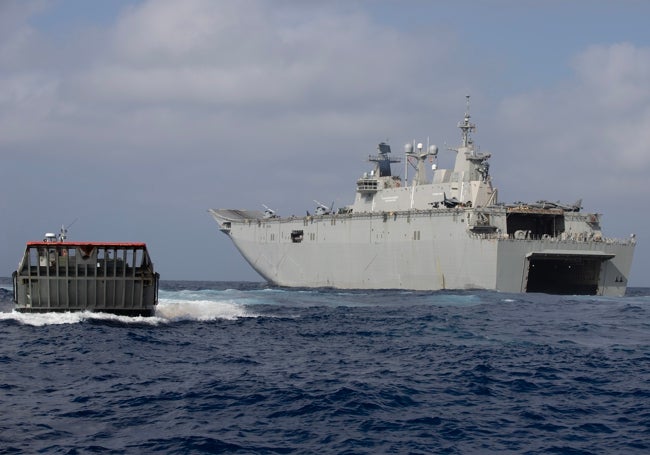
[1,0,649,286]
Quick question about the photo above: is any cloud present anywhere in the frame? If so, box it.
[0,0,479,208]
[0,0,468,281]
[101,2,455,141]
[0,1,48,70]
[572,43,650,172]
[494,42,650,204]
[80,0,429,110]
[573,43,650,111]
[1,0,463,163]
[0,0,647,283]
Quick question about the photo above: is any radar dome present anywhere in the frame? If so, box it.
[404,143,413,154]
[429,144,438,155]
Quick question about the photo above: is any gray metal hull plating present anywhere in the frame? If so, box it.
[213,209,634,297]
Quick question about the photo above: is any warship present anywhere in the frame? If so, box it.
[210,97,635,296]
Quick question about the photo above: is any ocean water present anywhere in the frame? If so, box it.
[1,280,649,454]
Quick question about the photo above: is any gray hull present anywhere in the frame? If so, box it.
[211,208,634,296]
[209,98,636,296]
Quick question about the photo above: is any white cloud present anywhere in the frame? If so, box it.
[0,1,47,69]
[0,1,647,283]
[572,43,650,111]
[0,0,467,169]
[80,0,453,111]
[111,0,262,64]
[495,42,650,204]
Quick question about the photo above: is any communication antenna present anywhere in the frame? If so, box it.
[59,218,78,242]
[458,95,476,148]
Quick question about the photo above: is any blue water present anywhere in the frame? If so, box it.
[1,280,649,454]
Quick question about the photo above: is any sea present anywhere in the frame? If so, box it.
[1,279,649,454]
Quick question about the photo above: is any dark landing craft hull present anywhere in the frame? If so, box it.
[12,241,160,317]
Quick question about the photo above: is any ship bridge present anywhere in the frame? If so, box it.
[351,96,496,212]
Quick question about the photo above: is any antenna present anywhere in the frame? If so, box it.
[458,95,476,148]
[59,218,78,242]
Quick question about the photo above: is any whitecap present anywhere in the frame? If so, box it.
[0,309,170,326]
[0,299,259,326]
[155,298,259,321]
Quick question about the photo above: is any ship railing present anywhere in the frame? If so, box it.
[469,231,634,244]
[251,207,474,225]
[243,209,633,245]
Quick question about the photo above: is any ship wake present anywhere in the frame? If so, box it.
[0,298,259,326]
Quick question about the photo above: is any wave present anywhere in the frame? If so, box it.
[155,298,259,321]
[0,297,259,326]
[0,310,161,326]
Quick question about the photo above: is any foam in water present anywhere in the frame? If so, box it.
[0,297,258,326]
[0,310,170,326]
[156,298,258,321]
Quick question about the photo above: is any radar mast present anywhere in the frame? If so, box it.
[458,95,476,148]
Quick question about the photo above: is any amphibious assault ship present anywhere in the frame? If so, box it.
[12,227,160,316]
[210,98,635,296]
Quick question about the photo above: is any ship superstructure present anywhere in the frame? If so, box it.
[210,97,635,296]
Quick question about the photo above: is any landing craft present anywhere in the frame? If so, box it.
[209,97,635,296]
[12,226,159,316]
